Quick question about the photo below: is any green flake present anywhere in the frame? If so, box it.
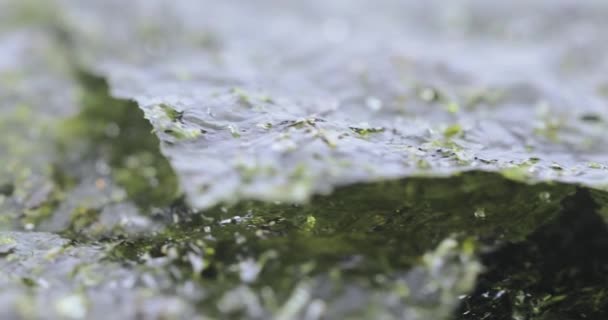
[444,124,463,139]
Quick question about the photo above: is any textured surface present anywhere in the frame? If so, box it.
[0,232,199,319]
[59,0,608,208]
[0,22,77,231]
[1,1,608,319]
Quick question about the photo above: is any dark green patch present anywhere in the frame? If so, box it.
[0,183,14,196]
[109,172,574,318]
[456,189,608,320]
[67,207,101,234]
[59,72,180,209]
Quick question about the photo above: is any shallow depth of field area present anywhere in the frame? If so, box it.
[1,1,608,319]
